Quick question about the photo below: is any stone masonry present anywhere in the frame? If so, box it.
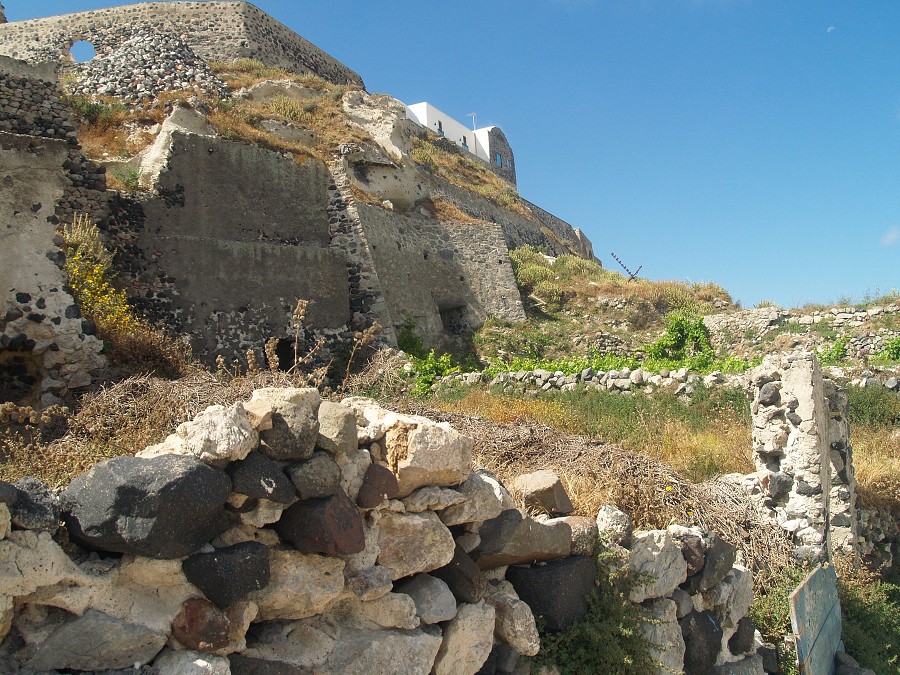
[0,2,363,88]
[747,353,858,562]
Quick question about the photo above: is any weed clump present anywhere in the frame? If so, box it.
[531,545,657,674]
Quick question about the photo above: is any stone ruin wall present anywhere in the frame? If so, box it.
[0,388,766,674]
[746,354,891,566]
[0,57,107,407]
[0,2,363,88]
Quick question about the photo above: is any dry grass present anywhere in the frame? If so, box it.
[400,400,793,581]
[437,389,753,483]
[208,59,334,91]
[0,368,303,488]
[410,136,533,220]
[422,197,487,224]
[852,426,900,512]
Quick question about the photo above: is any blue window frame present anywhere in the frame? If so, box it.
[496,153,503,167]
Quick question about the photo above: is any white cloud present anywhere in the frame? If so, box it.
[826,25,836,33]
[881,226,900,246]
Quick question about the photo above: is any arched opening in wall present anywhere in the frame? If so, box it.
[69,40,96,63]
[439,305,470,336]
[271,338,295,372]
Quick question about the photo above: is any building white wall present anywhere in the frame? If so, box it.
[406,102,484,159]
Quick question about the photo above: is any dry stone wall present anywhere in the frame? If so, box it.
[0,2,363,87]
[0,389,764,674]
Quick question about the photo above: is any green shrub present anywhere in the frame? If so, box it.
[839,575,900,673]
[818,336,849,365]
[645,312,712,361]
[531,546,657,674]
[877,336,900,362]
[408,350,458,396]
[396,316,425,358]
[848,386,900,427]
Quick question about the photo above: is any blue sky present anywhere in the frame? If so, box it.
[7,1,900,308]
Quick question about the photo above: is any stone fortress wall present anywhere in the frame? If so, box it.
[0,2,363,87]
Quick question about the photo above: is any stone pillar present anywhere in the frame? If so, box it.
[823,380,859,555]
[749,353,832,562]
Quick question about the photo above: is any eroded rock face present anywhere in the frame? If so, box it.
[61,454,232,559]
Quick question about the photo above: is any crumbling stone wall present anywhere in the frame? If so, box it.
[0,2,363,88]
[0,389,763,674]
[0,58,106,405]
[747,354,859,562]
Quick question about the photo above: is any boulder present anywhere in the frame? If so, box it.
[512,470,574,515]
[247,548,344,621]
[470,509,523,560]
[474,515,571,569]
[595,504,633,547]
[229,652,310,674]
[139,402,257,464]
[439,471,505,526]
[10,477,59,532]
[172,597,231,652]
[0,480,17,506]
[341,399,472,497]
[276,488,365,555]
[668,524,706,576]
[394,573,458,624]
[506,556,597,631]
[628,530,688,602]
[703,565,754,632]
[212,523,281,548]
[483,579,540,656]
[154,648,231,675]
[345,564,393,602]
[431,543,486,603]
[0,503,8,540]
[287,451,342,499]
[338,591,420,629]
[317,400,358,454]
[729,616,757,656]
[236,497,286,528]
[377,510,455,580]
[432,601,496,675]
[227,450,296,503]
[555,515,598,556]
[182,541,270,609]
[26,609,166,671]
[684,533,737,594]
[402,485,465,513]
[0,530,87,602]
[643,598,686,675]
[336,446,373,502]
[680,610,723,675]
[356,462,401,508]
[61,454,231,558]
[250,387,321,461]
[326,625,443,675]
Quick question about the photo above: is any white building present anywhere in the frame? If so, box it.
[405,101,516,186]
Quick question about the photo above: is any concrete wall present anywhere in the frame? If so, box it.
[120,132,351,364]
[0,2,363,87]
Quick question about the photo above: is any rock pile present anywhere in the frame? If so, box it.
[0,388,768,674]
[68,28,229,101]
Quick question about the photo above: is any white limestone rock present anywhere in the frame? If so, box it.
[432,601,496,675]
[403,486,466,513]
[317,400,359,454]
[376,510,455,580]
[342,398,472,497]
[483,579,540,657]
[394,573,457,624]
[327,625,443,675]
[138,402,257,465]
[247,548,344,621]
[439,471,504,526]
[628,530,688,603]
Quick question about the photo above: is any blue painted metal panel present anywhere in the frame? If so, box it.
[790,565,842,675]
